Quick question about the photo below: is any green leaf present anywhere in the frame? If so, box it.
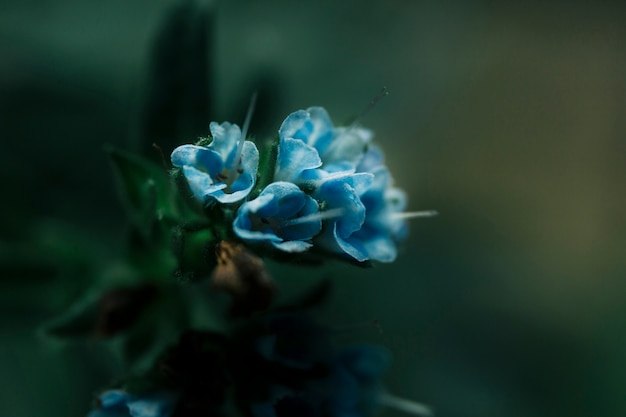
[39,290,100,339]
[115,287,188,371]
[171,224,217,283]
[135,0,214,157]
[107,146,178,234]
[250,136,278,199]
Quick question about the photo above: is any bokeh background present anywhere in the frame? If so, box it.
[1,0,625,416]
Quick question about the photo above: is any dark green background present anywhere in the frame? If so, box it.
[1,1,625,416]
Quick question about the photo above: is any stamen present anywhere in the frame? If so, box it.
[391,210,438,220]
[350,86,389,129]
[235,92,258,167]
[377,393,434,417]
[282,208,345,226]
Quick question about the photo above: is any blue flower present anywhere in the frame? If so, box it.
[353,166,408,263]
[348,145,410,262]
[87,389,178,417]
[312,173,374,262]
[171,121,259,204]
[274,107,372,183]
[233,182,321,253]
[249,344,394,417]
[311,144,413,263]
[239,314,431,417]
[326,345,392,417]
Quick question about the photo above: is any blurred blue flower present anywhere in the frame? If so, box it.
[275,107,372,183]
[326,345,392,417]
[249,345,393,417]
[88,389,178,417]
[239,314,431,417]
[233,182,321,253]
[171,121,259,204]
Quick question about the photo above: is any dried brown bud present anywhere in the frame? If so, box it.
[211,241,275,317]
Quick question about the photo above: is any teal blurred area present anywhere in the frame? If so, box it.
[1,0,625,416]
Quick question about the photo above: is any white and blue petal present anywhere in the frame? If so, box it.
[278,107,333,154]
[181,165,226,203]
[125,392,178,417]
[305,106,334,155]
[312,173,373,262]
[89,390,177,417]
[210,141,259,204]
[356,144,385,173]
[233,182,321,253]
[208,121,241,166]
[274,137,322,184]
[171,122,259,205]
[321,126,373,170]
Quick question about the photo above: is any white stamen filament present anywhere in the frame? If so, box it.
[392,210,438,220]
[282,208,345,226]
[350,86,389,129]
[378,393,434,417]
[235,92,258,169]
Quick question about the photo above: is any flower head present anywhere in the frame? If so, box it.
[233,182,322,253]
[274,107,372,183]
[236,313,422,417]
[171,121,259,205]
[312,173,374,262]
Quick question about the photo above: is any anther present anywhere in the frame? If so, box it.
[350,86,389,129]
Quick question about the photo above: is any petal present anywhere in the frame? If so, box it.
[234,226,283,244]
[356,144,385,173]
[239,141,260,178]
[87,410,129,417]
[338,345,392,380]
[305,106,334,154]
[233,195,283,243]
[172,145,224,178]
[333,224,369,262]
[260,182,306,217]
[99,390,129,409]
[171,144,199,167]
[213,141,259,204]
[385,186,407,213]
[126,392,177,417]
[278,109,311,142]
[321,126,372,169]
[279,194,320,241]
[360,168,390,214]
[315,176,369,238]
[181,165,226,203]
[360,232,398,263]
[328,365,361,409]
[208,121,241,162]
[275,137,322,183]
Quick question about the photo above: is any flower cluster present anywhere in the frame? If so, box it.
[241,314,397,417]
[172,106,425,263]
[87,314,431,417]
